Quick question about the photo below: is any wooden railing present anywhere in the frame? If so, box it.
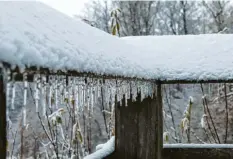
[2,62,233,159]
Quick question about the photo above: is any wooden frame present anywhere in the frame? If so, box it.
[1,64,233,159]
[0,67,6,159]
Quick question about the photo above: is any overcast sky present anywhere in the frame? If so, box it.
[39,0,90,16]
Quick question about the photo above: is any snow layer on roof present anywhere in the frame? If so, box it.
[0,2,150,78]
[122,34,233,80]
[1,1,233,81]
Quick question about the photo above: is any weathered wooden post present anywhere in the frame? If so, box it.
[156,82,163,159]
[109,82,163,159]
[0,67,6,158]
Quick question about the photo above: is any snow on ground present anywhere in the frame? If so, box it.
[0,2,233,81]
[83,136,115,159]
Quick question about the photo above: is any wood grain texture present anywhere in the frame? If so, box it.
[107,84,162,159]
[0,68,6,159]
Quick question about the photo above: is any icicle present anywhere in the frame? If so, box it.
[67,77,71,106]
[80,85,84,112]
[127,82,131,100]
[60,76,65,104]
[118,86,122,106]
[83,83,86,109]
[11,73,16,110]
[55,76,58,109]
[125,85,128,107]
[34,75,39,113]
[6,70,11,108]
[87,86,90,111]
[5,69,11,130]
[132,81,137,102]
[105,85,110,109]
[48,82,52,109]
[115,81,119,105]
[93,86,96,106]
[97,80,100,98]
[11,82,15,110]
[62,77,66,104]
[91,86,94,113]
[108,84,112,108]
[23,73,28,126]
[109,87,114,109]
[75,79,79,115]
[42,76,47,116]
[78,84,81,111]
[71,77,75,107]
[141,85,145,102]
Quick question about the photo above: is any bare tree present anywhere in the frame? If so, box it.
[113,1,160,36]
[203,0,233,33]
[156,1,202,35]
[78,0,112,33]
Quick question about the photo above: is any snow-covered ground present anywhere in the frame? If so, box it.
[84,136,115,159]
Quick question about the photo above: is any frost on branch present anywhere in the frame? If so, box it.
[6,74,155,158]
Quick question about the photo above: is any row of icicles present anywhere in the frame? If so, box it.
[5,72,155,127]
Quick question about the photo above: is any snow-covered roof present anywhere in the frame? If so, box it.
[1,2,233,81]
[0,2,148,79]
[122,34,233,81]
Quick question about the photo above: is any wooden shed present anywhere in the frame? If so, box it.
[1,1,233,159]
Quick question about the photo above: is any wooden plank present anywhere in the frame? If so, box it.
[137,94,157,158]
[4,62,233,84]
[160,80,233,84]
[108,84,162,159]
[156,83,163,159]
[0,67,6,159]
[163,148,233,159]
